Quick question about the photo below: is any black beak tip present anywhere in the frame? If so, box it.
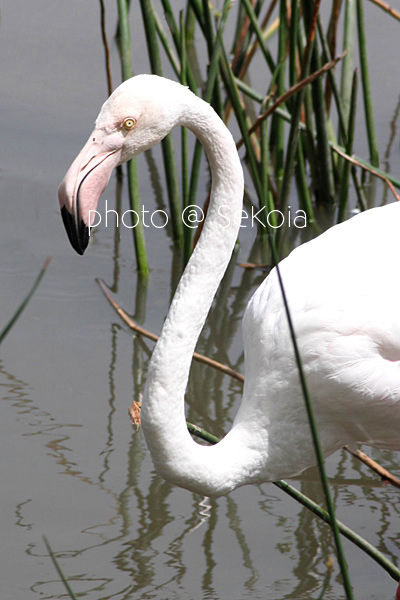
[61,205,89,256]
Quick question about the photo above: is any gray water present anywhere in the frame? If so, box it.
[1,1,400,599]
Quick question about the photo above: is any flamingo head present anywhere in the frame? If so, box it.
[58,75,185,254]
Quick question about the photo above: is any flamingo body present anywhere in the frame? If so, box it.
[241,202,400,481]
[59,75,400,496]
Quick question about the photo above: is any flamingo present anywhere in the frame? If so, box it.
[59,75,400,497]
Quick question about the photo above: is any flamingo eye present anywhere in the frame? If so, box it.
[122,118,136,130]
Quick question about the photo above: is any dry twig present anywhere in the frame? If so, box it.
[344,446,400,489]
[236,52,347,150]
[96,279,244,383]
[368,0,400,21]
[331,145,400,203]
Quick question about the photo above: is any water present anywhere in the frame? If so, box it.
[0,1,400,598]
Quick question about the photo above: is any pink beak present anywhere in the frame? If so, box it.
[58,130,123,254]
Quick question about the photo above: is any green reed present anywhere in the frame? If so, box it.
[43,537,78,600]
[338,69,358,222]
[139,0,184,247]
[356,0,379,167]
[0,258,50,345]
[116,0,149,276]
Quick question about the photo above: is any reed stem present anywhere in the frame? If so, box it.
[270,0,287,189]
[186,1,231,250]
[180,10,192,267]
[0,258,50,345]
[160,0,198,92]
[117,0,149,275]
[43,537,78,600]
[338,70,358,223]
[241,0,276,72]
[356,0,380,166]
[302,0,335,204]
[279,0,318,217]
[139,0,184,246]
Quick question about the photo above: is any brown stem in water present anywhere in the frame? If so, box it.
[96,279,244,383]
[344,446,400,488]
[332,145,400,202]
[99,0,113,95]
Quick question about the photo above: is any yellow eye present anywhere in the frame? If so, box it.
[122,118,136,130]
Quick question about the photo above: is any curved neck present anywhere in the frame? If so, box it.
[141,93,255,496]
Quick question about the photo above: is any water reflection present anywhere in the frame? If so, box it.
[2,235,400,599]
[1,173,398,600]
[385,93,400,168]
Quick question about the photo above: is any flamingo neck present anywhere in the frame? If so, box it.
[141,93,260,496]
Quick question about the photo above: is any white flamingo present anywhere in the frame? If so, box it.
[59,75,400,497]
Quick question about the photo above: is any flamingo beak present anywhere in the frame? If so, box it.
[58,130,123,255]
